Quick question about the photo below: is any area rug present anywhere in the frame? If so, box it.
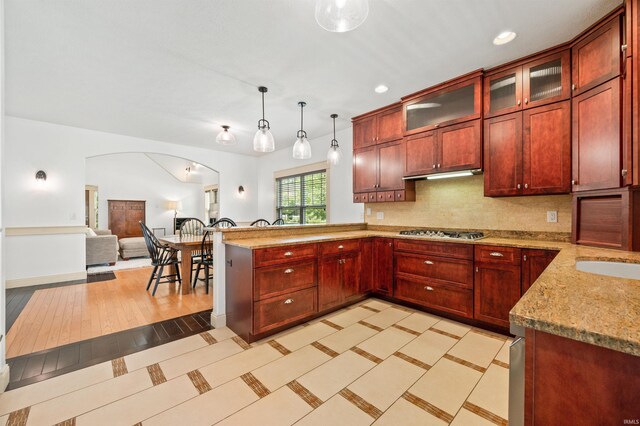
[87,257,152,274]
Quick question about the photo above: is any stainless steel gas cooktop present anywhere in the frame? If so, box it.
[398,229,485,240]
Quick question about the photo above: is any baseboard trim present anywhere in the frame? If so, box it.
[6,271,88,288]
[0,364,10,393]
[211,313,227,328]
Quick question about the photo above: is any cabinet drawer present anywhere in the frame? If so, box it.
[395,253,473,289]
[368,192,377,203]
[382,191,396,202]
[353,193,366,203]
[254,244,317,267]
[394,239,473,260]
[254,261,317,300]
[395,190,406,201]
[253,288,317,335]
[319,239,361,257]
[474,245,521,265]
[394,277,473,319]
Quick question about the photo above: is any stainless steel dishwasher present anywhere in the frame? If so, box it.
[509,324,526,426]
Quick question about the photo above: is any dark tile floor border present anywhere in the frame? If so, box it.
[6,309,213,390]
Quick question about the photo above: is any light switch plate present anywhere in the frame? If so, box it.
[546,211,558,223]
[376,212,384,220]
[366,208,372,216]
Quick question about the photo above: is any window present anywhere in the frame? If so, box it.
[276,170,326,224]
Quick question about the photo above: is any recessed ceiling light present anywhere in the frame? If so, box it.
[374,84,389,93]
[493,31,517,45]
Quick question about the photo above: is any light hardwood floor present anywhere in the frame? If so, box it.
[6,267,213,358]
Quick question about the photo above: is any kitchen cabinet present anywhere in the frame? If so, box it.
[485,101,570,196]
[319,241,361,311]
[473,245,522,328]
[405,120,481,177]
[571,15,622,96]
[353,104,403,149]
[402,73,482,136]
[571,77,623,192]
[353,140,415,202]
[373,238,394,296]
[484,50,570,118]
[522,249,558,293]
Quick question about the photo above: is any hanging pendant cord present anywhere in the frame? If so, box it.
[262,91,265,121]
[300,104,304,132]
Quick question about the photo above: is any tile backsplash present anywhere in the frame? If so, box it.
[366,175,572,232]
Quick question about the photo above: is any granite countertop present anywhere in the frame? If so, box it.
[221,228,640,357]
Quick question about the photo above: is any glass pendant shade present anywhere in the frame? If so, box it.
[326,113,341,166]
[216,125,236,145]
[254,86,275,152]
[293,134,312,159]
[253,127,275,152]
[315,0,369,33]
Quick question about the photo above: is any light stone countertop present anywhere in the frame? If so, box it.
[221,228,640,357]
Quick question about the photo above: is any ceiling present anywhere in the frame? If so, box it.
[144,153,219,184]
[5,0,621,156]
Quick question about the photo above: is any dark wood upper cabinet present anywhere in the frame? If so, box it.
[523,101,571,194]
[402,74,482,136]
[572,15,622,96]
[572,77,622,192]
[354,140,415,200]
[405,130,438,177]
[522,249,558,294]
[353,115,376,150]
[484,112,523,196]
[373,238,394,296]
[485,50,570,118]
[353,146,378,193]
[378,140,406,191]
[376,106,404,143]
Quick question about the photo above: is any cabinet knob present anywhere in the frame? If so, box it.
[524,183,528,189]
[571,179,577,185]
[397,193,401,198]
[622,169,628,177]
[571,84,576,91]
[424,260,434,265]
[524,98,528,104]
[424,286,434,291]
[437,164,441,168]
[517,99,521,106]
[433,164,436,169]
[476,267,479,272]
[622,44,628,53]
[388,242,392,247]
[434,124,440,128]
[284,251,293,257]
[517,184,521,189]
[284,298,294,304]
[523,255,527,261]
[284,268,294,274]
[489,252,504,257]
[338,245,344,249]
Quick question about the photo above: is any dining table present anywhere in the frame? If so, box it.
[158,234,206,295]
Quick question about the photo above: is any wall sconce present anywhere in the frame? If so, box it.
[238,185,245,196]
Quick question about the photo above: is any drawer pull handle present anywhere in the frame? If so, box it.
[284,298,294,304]
[284,268,294,274]
[489,252,504,257]
[424,260,434,265]
[338,245,344,249]
[424,286,434,291]
[284,251,293,257]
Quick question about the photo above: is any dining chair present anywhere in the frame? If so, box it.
[213,218,237,228]
[272,218,285,225]
[192,231,213,293]
[179,217,206,236]
[250,219,270,227]
[140,221,182,296]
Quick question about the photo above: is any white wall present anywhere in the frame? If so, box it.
[3,116,259,283]
[86,153,212,233]
[256,127,364,224]
[0,0,7,377]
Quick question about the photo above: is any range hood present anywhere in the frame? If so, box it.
[403,169,483,181]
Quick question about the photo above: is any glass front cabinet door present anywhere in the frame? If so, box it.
[484,50,570,118]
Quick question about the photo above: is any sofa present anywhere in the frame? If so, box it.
[86,229,119,266]
[119,237,149,260]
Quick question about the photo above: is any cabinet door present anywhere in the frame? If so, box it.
[378,140,406,191]
[474,263,522,328]
[572,78,622,192]
[523,50,571,109]
[318,256,342,311]
[353,146,378,193]
[360,239,373,293]
[353,116,377,149]
[377,106,403,143]
[523,101,571,194]
[522,249,558,293]
[341,252,361,301]
[484,66,523,118]
[405,130,438,176]
[373,238,394,295]
[438,120,482,173]
[572,16,621,95]
[484,112,523,196]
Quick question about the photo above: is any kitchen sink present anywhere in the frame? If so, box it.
[575,260,640,280]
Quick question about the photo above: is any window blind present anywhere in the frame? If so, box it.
[276,170,326,224]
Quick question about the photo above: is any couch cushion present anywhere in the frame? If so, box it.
[85,228,97,237]
[119,237,146,249]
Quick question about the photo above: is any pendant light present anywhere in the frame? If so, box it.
[326,113,342,166]
[315,0,369,33]
[216,125,236,145]
[253,86,275,152]
[292,101,312,160]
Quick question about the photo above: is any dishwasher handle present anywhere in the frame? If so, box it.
[509,337,526,426]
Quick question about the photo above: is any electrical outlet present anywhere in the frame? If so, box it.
[376,211,384,220]
[366,208,372,216]
[547,211,558,223]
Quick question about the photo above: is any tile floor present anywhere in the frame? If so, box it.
[0,299,512,426]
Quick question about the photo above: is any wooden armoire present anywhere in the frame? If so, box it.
[108,200,146,239]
